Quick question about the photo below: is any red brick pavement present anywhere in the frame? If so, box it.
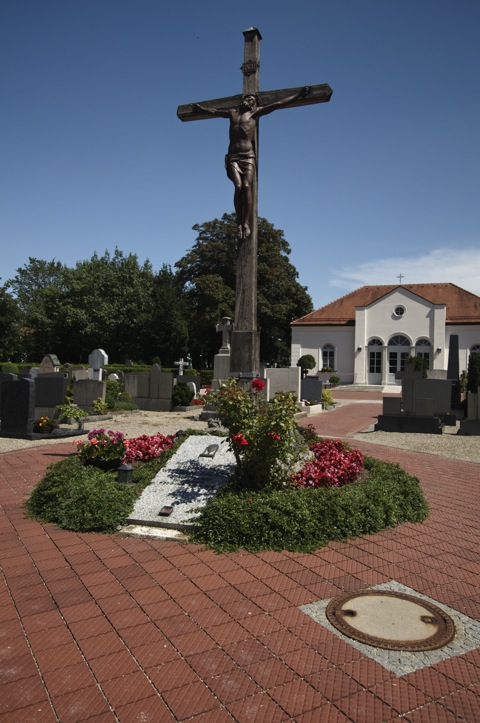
[1,395,479,721]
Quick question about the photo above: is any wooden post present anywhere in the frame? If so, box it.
[177,29,332,377]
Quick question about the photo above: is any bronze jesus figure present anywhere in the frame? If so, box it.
[193,86,311,240]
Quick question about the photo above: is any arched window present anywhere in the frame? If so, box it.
[322,344,335,370]
[389,335,410,347]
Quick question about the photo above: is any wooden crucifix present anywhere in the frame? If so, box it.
[177,28,332,376]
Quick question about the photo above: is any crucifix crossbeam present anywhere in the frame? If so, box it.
[177,28,332,376]
[177,84,333,123]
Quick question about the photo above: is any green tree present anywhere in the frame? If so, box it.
[0,284,22,361]
[8,251,158,363]
[7,258,67,360]
[57,249,155,362]
[144,264,189,367]
[175,214,313,366]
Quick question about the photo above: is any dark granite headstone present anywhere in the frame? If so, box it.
[35,373,69,408]
[301,377,323,403]
[447,334,462,409]
[1,378,35,435]
[0,373,18,417]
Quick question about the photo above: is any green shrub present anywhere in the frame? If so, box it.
[188,455,428,552]
[172,381,194,407]
[329,375,340,386]
[297,354,316,374]
[25,442,181,533]
[322,389,334,407]
[92,397,109,415]
[113,400,139,411]
[405,355,428,378]
[1,362,19,374]
[55,404,88,421]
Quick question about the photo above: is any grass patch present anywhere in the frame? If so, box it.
[187,456,429,552]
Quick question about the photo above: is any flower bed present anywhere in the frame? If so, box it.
[292,439,364,488]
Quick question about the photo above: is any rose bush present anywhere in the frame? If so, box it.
[207,378,306,489]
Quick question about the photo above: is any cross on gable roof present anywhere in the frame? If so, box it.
[292,283,480,326]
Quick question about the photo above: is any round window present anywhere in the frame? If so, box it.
[394,306,405,318]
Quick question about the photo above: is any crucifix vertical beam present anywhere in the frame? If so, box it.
[177,28,333,377]
[231,27,262,375]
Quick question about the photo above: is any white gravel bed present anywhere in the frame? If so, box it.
[127,434,235,528]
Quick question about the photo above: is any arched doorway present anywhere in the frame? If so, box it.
[388,335,411,384]
[368,338,383,385]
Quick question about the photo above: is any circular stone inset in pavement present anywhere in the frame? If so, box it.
[326,590,456,652]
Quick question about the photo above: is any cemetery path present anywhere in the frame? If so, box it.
[1,396,479,721]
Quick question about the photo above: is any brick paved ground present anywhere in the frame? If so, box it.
[1,394,479,721]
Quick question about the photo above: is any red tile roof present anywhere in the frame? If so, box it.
[291,283,480,326]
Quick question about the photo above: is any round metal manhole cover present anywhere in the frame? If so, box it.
[326,590,456,652]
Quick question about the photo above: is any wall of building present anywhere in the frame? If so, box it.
[291,326,355,383]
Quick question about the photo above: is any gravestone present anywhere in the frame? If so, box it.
[73,379,106,411]
[301,377,323,403]
[88,349,108,381]
[265,367,300,401]
[0,372,18,418]
[213,317,232,381]
[0,378,35,436]
[149,363,162,399]
[35,373,69,418]
[376,364,453,434]
[38,354,61,374]
[447,334,462,410]
[124,365,173,412]
[180,374,202,392]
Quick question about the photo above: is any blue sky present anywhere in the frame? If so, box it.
[1,0,479,310]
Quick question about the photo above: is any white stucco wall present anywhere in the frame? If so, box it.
[291,326,355,383]
[447,327,480,373]
[291,287,480,386]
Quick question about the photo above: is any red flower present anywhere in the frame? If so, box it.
[232,433,249,447]
[252,378,265,392]
[268,431,281,441]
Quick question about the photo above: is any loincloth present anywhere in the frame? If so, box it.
[225,153,256,176]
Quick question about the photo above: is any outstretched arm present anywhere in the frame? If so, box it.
[254,86,311,117]
[190,103,231,119]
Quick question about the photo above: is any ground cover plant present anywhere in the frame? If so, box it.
[188,454,429,552]
[188,380,429,552]
[26,431,180,532]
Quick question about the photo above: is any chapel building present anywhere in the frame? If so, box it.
[291,283,480,386]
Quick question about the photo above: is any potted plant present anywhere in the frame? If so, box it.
[76,428,126,470]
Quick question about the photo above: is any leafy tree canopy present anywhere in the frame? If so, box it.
[175,213,313,366]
